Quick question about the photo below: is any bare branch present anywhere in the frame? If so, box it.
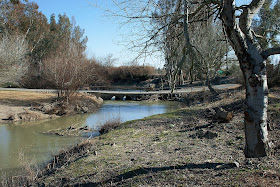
[261,47,280,60]
[239,0,265,36]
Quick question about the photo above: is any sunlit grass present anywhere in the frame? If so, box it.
[0,90,56,101]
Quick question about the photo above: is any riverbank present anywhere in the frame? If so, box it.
[0,90,103,123]
[10,88,279,186]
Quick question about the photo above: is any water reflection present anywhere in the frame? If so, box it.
[0,126,10,169]
[0,101,179,170]
[85,101,178,131]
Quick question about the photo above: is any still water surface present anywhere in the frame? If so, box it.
[0,101,179,171]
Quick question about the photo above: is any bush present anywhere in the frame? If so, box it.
[0,82,20,88]
[106,65,155,84]
[99,118,121,135]
[87,59,112,86]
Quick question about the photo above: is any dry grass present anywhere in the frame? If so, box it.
[0,91,56,102]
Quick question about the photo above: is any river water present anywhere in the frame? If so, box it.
[0,101,179,173]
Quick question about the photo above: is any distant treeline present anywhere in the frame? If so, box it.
[0,0,157,91]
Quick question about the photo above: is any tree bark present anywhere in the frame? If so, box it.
[221,0,270,157]
[242,58,269,157]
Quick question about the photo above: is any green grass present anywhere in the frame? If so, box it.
[144,108,200,120]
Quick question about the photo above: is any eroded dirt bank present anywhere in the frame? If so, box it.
[0,90,103,123]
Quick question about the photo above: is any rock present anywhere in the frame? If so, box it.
[79,126,89,131]
[213,107,233,122]
[54,132,63,136]
[153,136,161,142]
[111,143,116,146]
[205,108,216,118]
[67,126,76,130]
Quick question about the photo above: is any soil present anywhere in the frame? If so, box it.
[24,88,280,186]
[0,91,103,123]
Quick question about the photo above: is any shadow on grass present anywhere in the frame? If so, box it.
[179,123,213,133]
[73,162,237,186]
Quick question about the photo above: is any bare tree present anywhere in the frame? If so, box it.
[0,33,28,85]
[100,53,118,67]
[42,41,94,101]
[191,22,227,93]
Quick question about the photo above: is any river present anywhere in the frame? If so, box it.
[0,100,180,174]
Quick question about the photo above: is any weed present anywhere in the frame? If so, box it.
[0,149,40,187]
[99,117,121,135]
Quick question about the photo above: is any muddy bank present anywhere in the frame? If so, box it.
[0,91,103,123]
[8,89,278,186]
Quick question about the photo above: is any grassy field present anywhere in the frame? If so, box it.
[0,90,55,100]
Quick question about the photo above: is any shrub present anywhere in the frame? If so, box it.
[99,118,121,135]
[106,65,155,84]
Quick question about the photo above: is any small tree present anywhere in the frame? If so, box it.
[42,41,93,101]
[191,22,227,93]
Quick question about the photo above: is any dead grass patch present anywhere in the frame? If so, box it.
[0,91,56,101]
[0,91,56,107]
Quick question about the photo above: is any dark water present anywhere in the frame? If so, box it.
[0,101,180,172]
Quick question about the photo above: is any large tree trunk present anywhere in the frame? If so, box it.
[240,54,269,157]
[221,0,272,158]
